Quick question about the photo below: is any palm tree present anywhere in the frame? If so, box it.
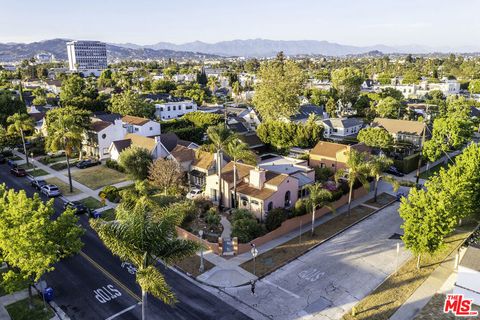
[307,183,334,236]
[367,154,400,202]
[90,197,199,320]
[7,113,34,166]
[205,125,236,207]
[45,107,90,193]
[226,139,257,208]
[335,149,371,215]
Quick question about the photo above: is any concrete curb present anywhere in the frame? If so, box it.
[178,195,398,289]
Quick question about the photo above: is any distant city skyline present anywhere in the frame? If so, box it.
[1,0,479,50]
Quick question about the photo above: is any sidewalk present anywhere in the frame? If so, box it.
[196,181,402,287]
[389,245,466,320]
[402,149,462,183]
[13,151,119,209]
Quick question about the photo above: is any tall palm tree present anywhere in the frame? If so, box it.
[307,183,334,236]
[226,139,257,208]
[45,107,90,193]
[91,197,199,320]
[367,154,399,202]
[335,149,371,215]
[205,125,236,207]
[7,113,34,166]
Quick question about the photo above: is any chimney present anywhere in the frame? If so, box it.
[154,135,162,144]
[250,167,266,189]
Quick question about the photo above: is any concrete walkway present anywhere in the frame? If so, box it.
[390,247,467,320]
[196,181,404,288]
[220,215,232,239]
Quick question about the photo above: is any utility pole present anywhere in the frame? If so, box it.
[415,124,426,185]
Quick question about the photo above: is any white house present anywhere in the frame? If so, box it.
[84,118,125,160]
[454,244,480,306]
[154,99,197,120]
[122,115,161,136]
[322,118,363,139]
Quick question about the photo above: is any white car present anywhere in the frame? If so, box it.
[41,184,61,197]
[186,188,203,199]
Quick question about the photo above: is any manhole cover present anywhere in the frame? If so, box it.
[389,233,402,240]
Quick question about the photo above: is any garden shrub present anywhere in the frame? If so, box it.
[205,208,221,228]
[265,208,288,231]
[99,185,120,203]
[314,167,333,182]
[231,209,255,222]
[293,199,307,216]
[106,159,125,172]
[232,219,265,243]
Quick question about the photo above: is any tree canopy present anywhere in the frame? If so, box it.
[357,127,394,149]
[331,67,364,105]
[109,90,155,118]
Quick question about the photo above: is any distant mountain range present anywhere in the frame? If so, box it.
[0,39,220,62]
[118,39,480,57]
[1,38,479,62]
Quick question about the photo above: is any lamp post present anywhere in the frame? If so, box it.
[30,152,35,175]
[199,230,204,273]
[250,243,258,276]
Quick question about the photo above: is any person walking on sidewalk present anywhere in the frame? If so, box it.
[250,280,256,296]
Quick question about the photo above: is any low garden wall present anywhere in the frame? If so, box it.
[176,186,368,256]
[236,186,368,254]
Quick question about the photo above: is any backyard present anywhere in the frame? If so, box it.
[70,165,128,190]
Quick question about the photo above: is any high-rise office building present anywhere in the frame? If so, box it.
[66,40,107,76]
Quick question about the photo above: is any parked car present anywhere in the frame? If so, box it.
[63,200,91,215]
[386,166,404,177]
[31,179,47,190]
[40,184,61,197]
[186,188,203,199]
[10,167,26,177]
[76,159,101,169]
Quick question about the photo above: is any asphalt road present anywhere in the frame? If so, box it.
[0,164,250,320]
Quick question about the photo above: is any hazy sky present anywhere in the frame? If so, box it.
[1,0,478,48]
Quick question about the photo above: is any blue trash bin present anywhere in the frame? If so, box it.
[44,287,54,302]
[93,210,101,219]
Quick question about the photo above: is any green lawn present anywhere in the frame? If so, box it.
[240,203,377,277]
[79,197,105,210]
[6,296,54,320]
[50,160,79,171]
[7,156,22,161]
[17,163,34,170]
[45,177,80,196]
[419,161,450,179]
[343,221,478,320]
[38,154,66,165]
[29,169,49,177]
[71,166,128,190]
[175,254,214,277]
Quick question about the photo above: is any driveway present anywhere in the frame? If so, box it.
[224,202,411,320]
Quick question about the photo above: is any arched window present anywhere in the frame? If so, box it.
[267,202,273,212]
[284,191,291,207]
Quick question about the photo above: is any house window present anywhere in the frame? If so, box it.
[284,191,291,207]
[251,200,259,205]
[134,127,139,132]
[320,163,326,168]
[267,202,273,212]
[167,106,171,111]
[186,105,193,110]
[101,133,106,139]
[149,127,153,131]
[173,106,176,111]
[332,163,335,167]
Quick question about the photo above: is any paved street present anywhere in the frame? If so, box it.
[0,163,250,320]
[224,201,412,320]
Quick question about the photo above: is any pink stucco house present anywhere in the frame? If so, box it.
[205,162,300,221]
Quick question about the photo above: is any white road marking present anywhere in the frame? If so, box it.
[262,279,301,299]
[105,302,140,320]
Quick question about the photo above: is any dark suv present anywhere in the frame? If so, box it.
[76,159,101,169]
[63,201,91,215]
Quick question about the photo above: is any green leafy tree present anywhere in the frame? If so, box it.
[109,90,155,118]
[402,70,421,84]
[97,69,114,88]
[0,90,26,126]
[60,74,87,103]
[331,67,364,105]
[226,139,257,208]
[45,106,91,192]
[151,79,176,94]
[379,87,404,101]
[335,150,370,214]
[468,79,480,94]
[253,53,305,120]
[182,112,223,128]
[325,97,336,117]
[307,183,333,235]
[90,197,199,319]
[7,113,34,166]
[357,127,394,150]
[0,186,83,307]
[373,97,402,118]
[118,146,153,180]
